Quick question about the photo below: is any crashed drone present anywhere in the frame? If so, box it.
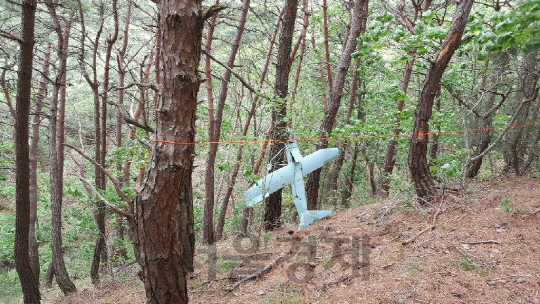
[243,139,339,230]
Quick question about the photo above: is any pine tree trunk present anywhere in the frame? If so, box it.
[305,0,369,209]
[91,0,118,284]
[28,46,50,281]
[216,8,283,238]
[504,52,539,175]
[45,3,77,294]
[408,0,473,198]
[132,1,203,302]
[203,0,250,245]
[264,0,298,231]
[14,1,41,302]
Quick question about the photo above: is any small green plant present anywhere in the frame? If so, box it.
[499,197,520,213]
[461,259,488,275]
[263,231,272,248]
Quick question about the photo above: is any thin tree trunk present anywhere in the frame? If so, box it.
[113,0,132,262]
[504,52,539,175]
[91,0,119,284]
[45,3,77,294]
[322,0,333,89]
[305,0,369,209]
[216,8,284,239]
[28,46,50,281]
[117,1,132,183]
[14,1,41,302]
[203,0,250,245]
[131,1,204,302]
[326,53,361,197]
[381,58,414,193]
[311,36,329,110]
[408,0,473,198]
[264,0,298,231]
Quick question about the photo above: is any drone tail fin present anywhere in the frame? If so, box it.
[299,210,332,229]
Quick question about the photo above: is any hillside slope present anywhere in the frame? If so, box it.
[45,175,540,304]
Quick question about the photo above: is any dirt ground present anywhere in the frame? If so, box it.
[44,175,540,304]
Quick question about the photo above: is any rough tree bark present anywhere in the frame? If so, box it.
[263,0,298,231]
[381,0,433,194]
[14,0,41,302]
[305,0,369,209]
[132,0,204,302]
[203,0,249,245]
[408,0,473,198]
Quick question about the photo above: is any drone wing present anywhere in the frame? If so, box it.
[244,164,295,207]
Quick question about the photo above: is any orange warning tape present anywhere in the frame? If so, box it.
[152,120,540,146]
[131,120,540,190]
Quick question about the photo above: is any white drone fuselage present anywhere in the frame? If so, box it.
[244,141,339,229]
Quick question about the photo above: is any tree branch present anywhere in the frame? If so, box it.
[71,154,133,220]
[64,143,132,204]
[202,49,269,100]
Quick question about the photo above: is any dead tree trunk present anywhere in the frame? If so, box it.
[203,0,249,245]
[305,0,369,209]
[408,0,473,198]
[132,1,204,302]
[263,0,298,231]
[14,1,41,302]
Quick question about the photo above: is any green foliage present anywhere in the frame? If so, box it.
[499,197,521,214]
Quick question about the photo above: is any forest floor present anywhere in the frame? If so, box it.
[43,174,540,304]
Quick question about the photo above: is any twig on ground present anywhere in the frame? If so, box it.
[402,200,444,245]
[523,209,540,218]
[228,254,284,291]
[462,240,501,245]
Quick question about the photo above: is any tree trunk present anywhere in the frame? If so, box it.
[91,0,119,284]
[132,1,203,302]
[326,55,361,198]
[263,0,298,231]
[504,51,539,175]
[381,58,414,193]
[45,3,78,294]
[203,0,250,245]
[14,1,41,302]
[465,53,510,178]
[28,46,50,281]
[216,8,284,239]
[305,0,369,209]
[408,0,473,198]
[112,0,132,262]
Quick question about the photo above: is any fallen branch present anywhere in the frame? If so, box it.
[402,201,444,245]
[402,225,435,245]
[228,254,284,291]
[523,209,540,218]
[462,240,501,245]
